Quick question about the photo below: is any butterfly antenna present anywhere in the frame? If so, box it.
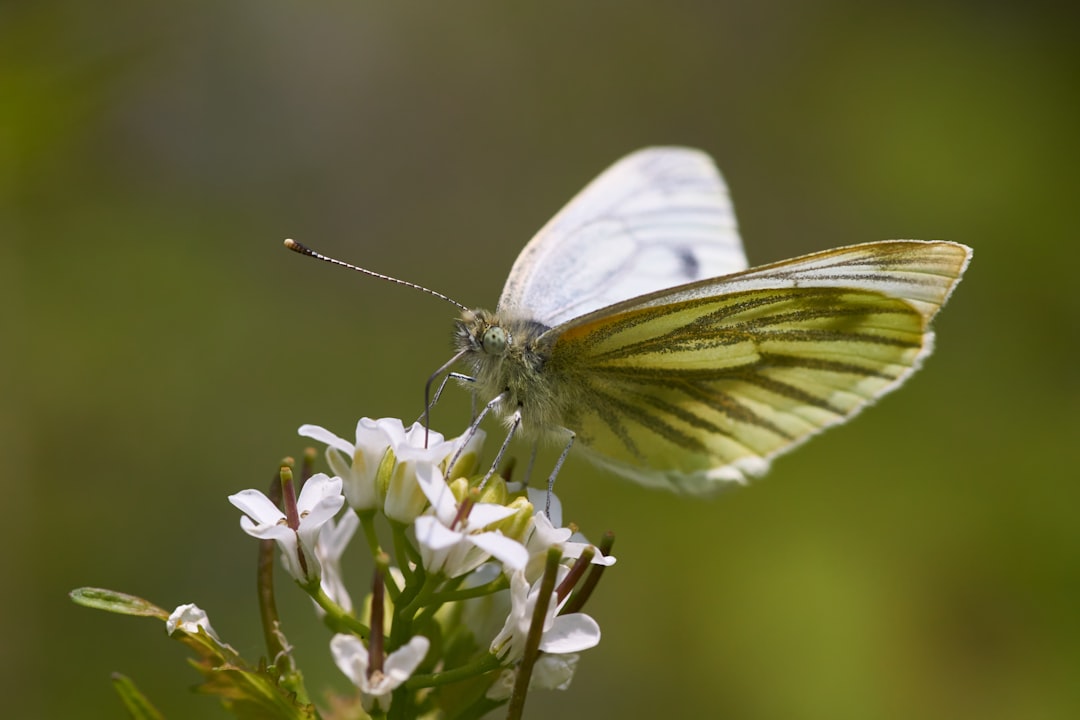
[284,239,469,312]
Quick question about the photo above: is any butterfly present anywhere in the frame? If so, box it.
[288,147,971,494]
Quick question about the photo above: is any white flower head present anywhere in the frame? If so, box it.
[314,510,360,614]
[166,603,219,640]
[485,653,581,700]
[486,667,517,702]
[445,424,487,479]
[413,463,528,578]
[228,473,345,584]
[490,568,600,664]
[380,421,456,523]
[532,652,580,691]
[331,633,429,712]
[300,418,485,523]
[522,510,617,581]
[299,418,399,511]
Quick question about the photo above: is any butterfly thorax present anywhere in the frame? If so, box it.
[454,308,565,438]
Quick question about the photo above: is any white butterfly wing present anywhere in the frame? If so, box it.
[497,147,748,328]
[540,240,972,493]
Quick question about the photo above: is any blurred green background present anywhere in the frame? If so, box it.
[4,2,1078,719]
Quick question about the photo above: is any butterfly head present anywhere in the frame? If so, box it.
[455,309,511,358]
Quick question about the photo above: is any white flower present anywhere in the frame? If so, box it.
[229,474,345,584]
[413,464,528,578]
[486,667,516,701]
[490,569,600,664]
[532,652,580,690]
[331,633,430,712]
[314,511,360,613]
[444,424,487,480]
[166,603,219,640]
[485,653,581,700]
[381,421,456,523]
[521,511,617,582]
[300,418,484,523]
[299,418,398,511]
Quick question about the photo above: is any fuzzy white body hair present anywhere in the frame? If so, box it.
[454,309,571,441]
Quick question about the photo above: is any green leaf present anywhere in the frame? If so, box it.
[70,587,169,619]
[72,586,319,718]
[193,664,319,720]
[111,673,166,720]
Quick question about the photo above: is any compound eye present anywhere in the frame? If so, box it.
[481,326,508,355]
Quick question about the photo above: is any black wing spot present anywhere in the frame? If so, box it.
[675,247,700,279]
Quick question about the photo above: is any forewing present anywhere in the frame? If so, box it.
[497,147,748,328]
[543,240,972,493]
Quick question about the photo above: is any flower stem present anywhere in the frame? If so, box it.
[405,652,502,690]
[555,547,594,604]
[359,511,382,556]
[428,574,508,605]
[561,531,614,615]
[306,583,369,637]
[256,468,287,666]
[506,547,561,720]
[369,561,386,675]
[392,520,423,568]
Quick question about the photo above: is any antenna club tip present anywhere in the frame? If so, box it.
[283,238,309,255]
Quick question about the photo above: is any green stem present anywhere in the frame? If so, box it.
[428,574,508,605]
[506,548,561,720]
[390,521,423,581]
[390,573,439,648]
[405,652,502,690]
[561,531,614,615]
[258,468,287,667]
[359,511,381,557]
[305,582,369,638]
[256,537,286,665]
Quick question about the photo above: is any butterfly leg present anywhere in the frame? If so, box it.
[544,430,576,515]
[422,348,470,447]
[416,371,475,426]
[478,409,522,491]
[445,390,508,481]
[522,441,540,486]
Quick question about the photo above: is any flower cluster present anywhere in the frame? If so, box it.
[73,415,615,720]
[235,417,615,716]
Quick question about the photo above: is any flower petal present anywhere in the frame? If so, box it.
[228,489,284,525]
[446,427,487,478]
[403,421,443,449]
[383,635,430,684]
[465,502,517,529]
[239,515,294,541]
[330,633,370,685]
[295,474,343,514]
[415,516,462,552]
[320,510,359,557]
[561,536,617,566]
[532,653,580,690]
[414,462,457,523]
[527,487,563,527]
[325,448,354,483]
[166,603,214,637]
[298,424,354,455]
[539,613,601,654]
[469,532,528,572]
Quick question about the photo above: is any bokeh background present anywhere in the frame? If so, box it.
[4,2,1078,718]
